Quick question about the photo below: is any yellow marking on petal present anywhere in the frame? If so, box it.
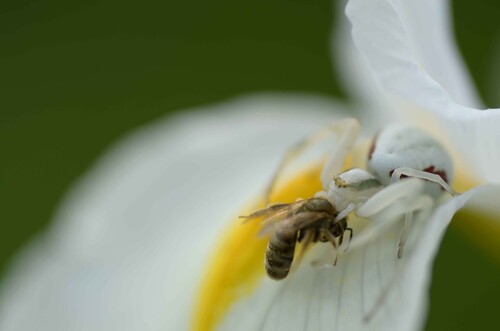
[192,163,325,331]
[452,163,480,193]
[451,164,500,264]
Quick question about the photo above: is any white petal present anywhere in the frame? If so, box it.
[218,185,500,331]
[0,94,345,331]
[331,0,394,132]
[346,0,480,108]
[345,0,500,181]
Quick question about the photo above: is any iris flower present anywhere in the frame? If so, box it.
[0,1,499,330]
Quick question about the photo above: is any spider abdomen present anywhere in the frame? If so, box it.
[368,124,453,196]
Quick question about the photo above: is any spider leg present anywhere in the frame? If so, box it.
[356,178,424,218]
[351,179,433,250]
[397,212,412,259]
[353,195,434,249]
[361,196,433,322]
[355,177,436,258]
[264,118,360,204]
[335,202,356,221]
[390,167,455,196]
[397,195,433,258]
[320,118,360,190]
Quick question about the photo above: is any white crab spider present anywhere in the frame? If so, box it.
[265,118,455,259]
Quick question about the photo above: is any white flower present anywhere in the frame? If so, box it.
[0,1,499,331]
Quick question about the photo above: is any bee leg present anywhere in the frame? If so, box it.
[265,118,360,204]
[289,230,314,274]
[338,221,345,246]
[344,227,353,252]
[322,230,339,266]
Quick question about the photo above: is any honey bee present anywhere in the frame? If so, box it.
[240,198,352,280]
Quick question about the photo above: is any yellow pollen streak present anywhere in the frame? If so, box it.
[191,164,324,331]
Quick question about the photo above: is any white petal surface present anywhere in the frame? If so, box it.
[346,0,500,182]
[331,0,395,133]
[0,94,343,331]
[218,185,500,331]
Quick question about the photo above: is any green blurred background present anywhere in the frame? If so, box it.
[0,0,499,329]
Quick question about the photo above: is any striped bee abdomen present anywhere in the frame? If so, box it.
[265,228,298,280]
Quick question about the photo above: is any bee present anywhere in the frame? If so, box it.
[241,198,352,280]
[242,118,455,281]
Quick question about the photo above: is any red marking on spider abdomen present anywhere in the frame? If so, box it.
[389,169,408,179]
[423,166,449,183]
[389,165,448,183]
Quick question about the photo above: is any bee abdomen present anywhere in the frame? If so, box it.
[265,231,297,280]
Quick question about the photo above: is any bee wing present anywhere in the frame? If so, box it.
[258,211,331,237]
[239,199,313,224]
[238,202,291,224]
[255,209,295,238]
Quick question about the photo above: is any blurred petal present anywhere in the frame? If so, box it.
[210,184,500,331]
[346,0,480,108]
[331,0,394,132]
[346,0,500,181]
[0,94,345,331]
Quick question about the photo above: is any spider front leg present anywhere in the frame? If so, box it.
[390,167,456,196]
[356,178,425,218]
[389,195,434,259]
[389,166,454,257]
[265,118,360,204]
[320,118,360,190]
[398,212,413,259]
[351,179,433,257]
